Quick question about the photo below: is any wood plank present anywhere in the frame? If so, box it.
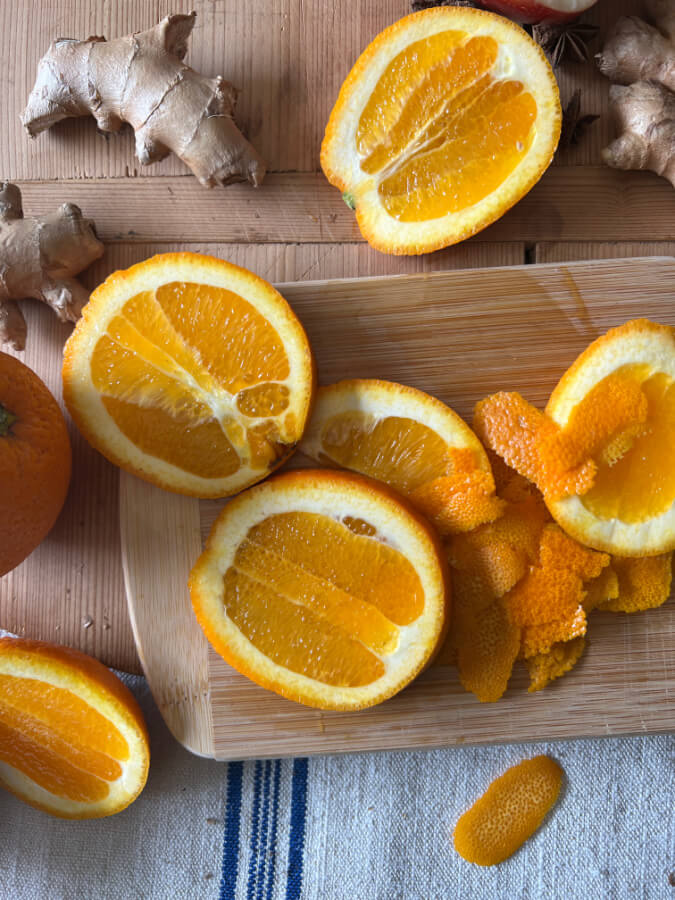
[11,169,675,246]
[536,242,675,264]
[120,258,675,758]
[1,240,522,674]
[0,0,642,179]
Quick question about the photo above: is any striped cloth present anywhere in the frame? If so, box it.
[0,673,673,899]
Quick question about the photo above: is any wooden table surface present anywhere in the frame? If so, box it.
[0,0,673,674]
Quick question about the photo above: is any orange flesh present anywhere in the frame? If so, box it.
[453,755,563,865]
[0,675,128,803]
[222,511,425,686]
[580,372,675,523]
[320,411,456,493]
[90,283,292,477]
[357,32,537,222]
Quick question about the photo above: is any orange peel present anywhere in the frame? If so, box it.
[520,607,587,659]
[526,636,587,692]
[457,599,520,703]
[599,553,672,613]
[473,391,596,501]
[582,565,620,613]
[453,755,563,865]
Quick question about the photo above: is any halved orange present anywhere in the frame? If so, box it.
[0,638,149,819]
[189,469,449,710]
[299,378,503,534]
[546,320,675,556]
[63,253,315,498]
[321,7,561,255]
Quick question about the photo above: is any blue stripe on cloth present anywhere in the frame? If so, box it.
[285,758,309,900]
[246,761,265,900]
[264,760,282,900]
[220,761,243,900]
[254,762,273,899]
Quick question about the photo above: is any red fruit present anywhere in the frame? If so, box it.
[480,0,598,25]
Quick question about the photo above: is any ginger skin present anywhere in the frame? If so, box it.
[597,0,675,187]
[22,12,265,189]
[0,183,104,351]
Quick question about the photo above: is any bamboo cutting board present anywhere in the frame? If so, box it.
[121,258,675,760]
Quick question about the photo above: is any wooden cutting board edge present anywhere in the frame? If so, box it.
[120,257,675,760]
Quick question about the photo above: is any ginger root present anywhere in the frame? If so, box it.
[22,12,265,189]
[597,0,675,187]
[0,183,103,351]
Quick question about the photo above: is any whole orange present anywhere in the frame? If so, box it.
[0,352,72,576]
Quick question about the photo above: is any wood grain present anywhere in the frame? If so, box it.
[535,242,675,264]
[121,259,675,759]
[10,169,675,245]
[120,475,213,756]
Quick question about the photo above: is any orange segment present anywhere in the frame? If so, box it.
[357,31,491,166]
[189,469,448,710]
[300,379,500,536]
[322,8,561,254]
[222,569,385,686]
[453,756,563,865]
[319,412,454,493]
[154,282,290,392]
[380,79,537,222]
[246,512,424,625]
[0,638,149,819]
[63,253,315,498]
[232,533,401,655]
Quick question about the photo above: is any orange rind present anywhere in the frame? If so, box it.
[526,637,587,693]
[453,755,563,865]
[598,554,672,613]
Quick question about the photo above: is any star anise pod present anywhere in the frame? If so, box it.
[532,20,599,67]
[558,90,599,151]
[412,0,483,10]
